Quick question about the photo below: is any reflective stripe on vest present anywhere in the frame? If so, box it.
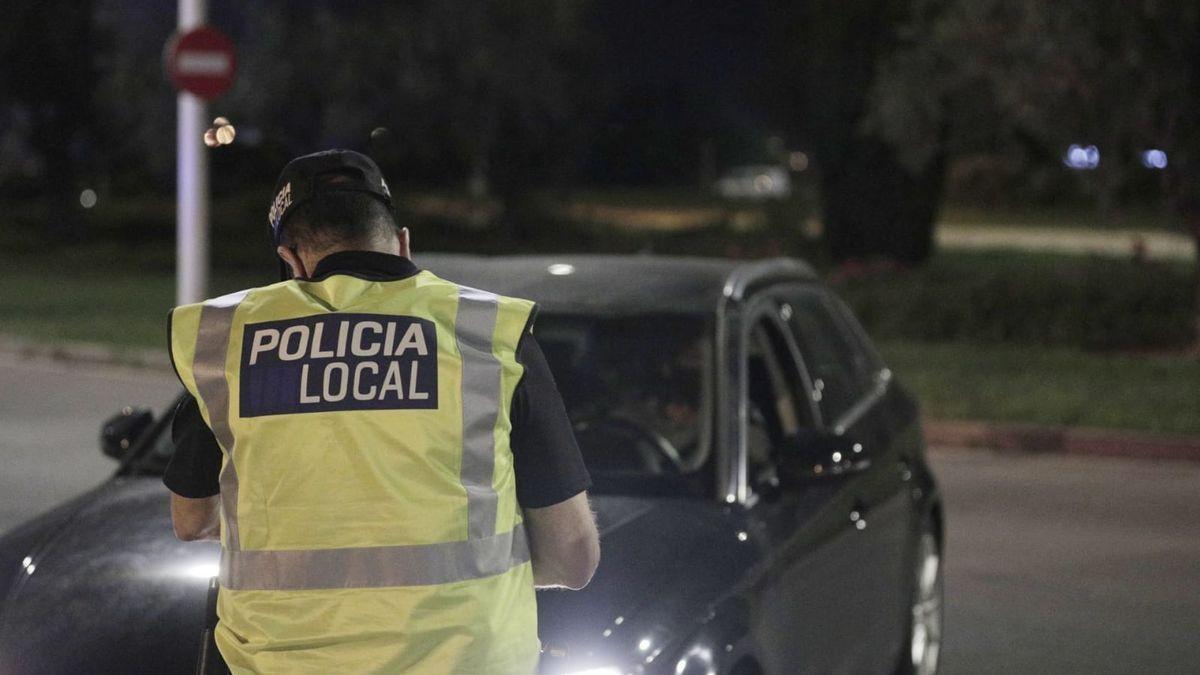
[220,526,529,591]
[455,287,503,540]
[183,278,532,591]
[193,289,249,551]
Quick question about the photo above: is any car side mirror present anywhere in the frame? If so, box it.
[777,427,870,484]
[100,407,154,460]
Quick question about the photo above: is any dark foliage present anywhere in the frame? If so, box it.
[764,0,945,265]
[838,255,1195,350]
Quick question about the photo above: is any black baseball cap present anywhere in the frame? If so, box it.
[267,149,393,244]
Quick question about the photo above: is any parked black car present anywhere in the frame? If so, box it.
[0,255,943,675]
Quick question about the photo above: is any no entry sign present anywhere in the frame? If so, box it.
[166,26,236,100]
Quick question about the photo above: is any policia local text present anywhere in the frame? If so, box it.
[241,316,438,413]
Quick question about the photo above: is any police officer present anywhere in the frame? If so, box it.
[164,149,600,674]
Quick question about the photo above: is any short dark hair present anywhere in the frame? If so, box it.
[278,189,398,255]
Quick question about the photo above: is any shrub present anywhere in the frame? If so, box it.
[836,252,1195,350]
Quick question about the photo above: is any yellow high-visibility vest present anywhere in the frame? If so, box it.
[169,268,539,674]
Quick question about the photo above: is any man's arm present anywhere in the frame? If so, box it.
[524,491,600,589]
[509,333,599,589]
[164,395,225,542]
[170,494,221,541]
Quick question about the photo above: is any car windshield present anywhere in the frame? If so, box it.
[536,313,713,497]
[133,312,714,498]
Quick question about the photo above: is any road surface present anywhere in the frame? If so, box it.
[934,447,1200,674]
[2,358,1198,673]
[0,355,178,533]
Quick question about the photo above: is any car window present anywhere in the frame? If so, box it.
[780,287,870,425]
[744,313,811,489]
[824,294,886,381]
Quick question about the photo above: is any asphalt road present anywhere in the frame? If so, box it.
[0,355,178,533]
[934,447,1200,674]
[2,358,1198,673]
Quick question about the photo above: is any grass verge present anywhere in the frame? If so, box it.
[0,264,263,348]
[880,340,1200,436]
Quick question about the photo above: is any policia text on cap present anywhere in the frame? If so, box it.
[164,149,600,674]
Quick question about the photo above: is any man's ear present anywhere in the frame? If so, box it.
[276,245,308,280]
[397,227,411,259]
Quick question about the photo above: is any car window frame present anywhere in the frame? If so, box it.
[726,293,820,506]
[775,283,893,436]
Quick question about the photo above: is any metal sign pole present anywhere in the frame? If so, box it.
[176,0,208,306]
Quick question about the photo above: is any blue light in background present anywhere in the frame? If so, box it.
[1064,144,1100,170]
[1141,149,1168,170]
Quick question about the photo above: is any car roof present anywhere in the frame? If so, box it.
[417,253,819,315]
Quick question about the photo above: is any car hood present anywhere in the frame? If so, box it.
[0,481,756,674]
[0,477,219,675]
[536,495,758,674]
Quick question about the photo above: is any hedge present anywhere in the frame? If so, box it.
[835,252,1196,350]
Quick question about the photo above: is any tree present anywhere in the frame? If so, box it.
[224,2,596,193]
[0,0,104,232]
[765,0,948,266]
[867,0,1200,343]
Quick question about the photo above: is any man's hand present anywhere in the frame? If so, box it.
[170,493,221,541]
[523,491,600,590]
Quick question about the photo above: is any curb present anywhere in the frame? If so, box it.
[925,419,1200,463]
[0,335,171,372]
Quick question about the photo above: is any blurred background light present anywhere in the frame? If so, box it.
[1063,144,1100,170]
[1141,149,1168,170]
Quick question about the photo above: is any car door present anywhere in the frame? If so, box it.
[735,298,868,674]
[777,284,914,671]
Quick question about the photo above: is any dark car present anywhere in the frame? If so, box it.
[0,255,943,675]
